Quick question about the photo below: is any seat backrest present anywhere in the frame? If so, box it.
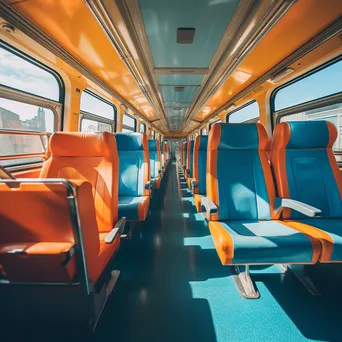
[207,123,276,221]
[187,141,195,176]
[41,132,119,233]
[271,121,342,219]
[193,135,208,195]
[115,132,150,198]
[148,140,161,179]
[182,142,187,167]
[164,143,170,161]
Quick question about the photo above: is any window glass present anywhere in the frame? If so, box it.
[209,119,221,130]
[0,46,60,101]
[80,91,115,120]
[274,59,342,111]
[122,113,136,132]
[151,130,155,139]
[81,118,112,133]
[201,128,207,135]
[140,122,146,133]
[0,98,54,132]
[228,101,259,123]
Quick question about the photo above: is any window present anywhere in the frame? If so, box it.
[273,58,342,163]
[80,90,116,133]
[0,44,63,169]
[122,113,136,132]
[273,59,342,112]
[209,119,221,130]
[140,122,146,133]
[200,127,207,135]
[0,45,61,101]
[151,130,155,140]
[227,101,259,123]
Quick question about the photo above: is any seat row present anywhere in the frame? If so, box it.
[180,121,342,298]
[0,131,170,326]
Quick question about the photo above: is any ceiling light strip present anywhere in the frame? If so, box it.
[183,0,296,128]
[84,0,169,132]
[0,0,163,131]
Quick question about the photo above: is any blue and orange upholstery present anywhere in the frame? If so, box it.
[148,140,162,189]
[160,142,165,175]
[116,132,150,221]
[206,123,321,265]
[0,132,121,283]
[271,121,342,262]
[192,135,208,212]
[164,143,170,164]
[182,142,187,173]
[185,140,195,187]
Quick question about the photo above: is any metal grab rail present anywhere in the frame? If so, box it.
[0,129,50,161]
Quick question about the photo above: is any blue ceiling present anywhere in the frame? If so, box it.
[138,0,239,130]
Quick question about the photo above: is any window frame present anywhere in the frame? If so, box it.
[200,127,207,135]
[80,89,117,133]
[226,100,260,123]
[122,113,137,132]
[140,122,146,133]
[271,56,342,127]
[0,42,65,170]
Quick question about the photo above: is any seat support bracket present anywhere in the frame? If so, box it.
[278,264,321,296]
[232,265,260,299]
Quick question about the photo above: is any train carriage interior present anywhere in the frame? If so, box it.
[0,0,342,340]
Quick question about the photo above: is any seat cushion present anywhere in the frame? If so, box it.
[0,242,76,282]
[209,220,320,265]
[285,219,342,262]
[118,196,150,221]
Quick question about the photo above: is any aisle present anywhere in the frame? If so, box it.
[96,160,342,342]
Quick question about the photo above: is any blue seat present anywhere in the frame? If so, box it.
[148,140,161,189]
[115,132,150,221]
[204,123,321,298]
[192,135,208,212]
[272,121,342,263]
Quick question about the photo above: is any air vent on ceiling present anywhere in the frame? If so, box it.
[177,28,195,44]
[175,86,184,92]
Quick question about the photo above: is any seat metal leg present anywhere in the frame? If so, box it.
[278,264,321,296]
[232,265,260,299]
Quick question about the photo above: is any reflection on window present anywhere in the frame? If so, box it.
[81,118,112,133]
[140,122,146,133]
[0,98,54,132]
[280,103,342,161]
[274,59,342,111]
[0,46,60,101]
[228,101,259,123]
[80,91,115,120]
[122,113,136,132]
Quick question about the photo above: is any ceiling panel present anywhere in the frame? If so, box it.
[139,0,239,68]
[158,74,204,85]
[161,85,199,103]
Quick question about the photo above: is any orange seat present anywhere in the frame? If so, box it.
[0,132,120,284]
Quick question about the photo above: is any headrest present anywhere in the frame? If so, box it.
[148,140,160,151]
[194,135,208,151]
[208,123,269,151]
[115,132,148,151]
[272,121,337,150]
[49,132,116,157]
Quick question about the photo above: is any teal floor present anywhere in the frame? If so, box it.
[95,160,342,342]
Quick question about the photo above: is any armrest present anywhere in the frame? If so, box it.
[105,217,127,244]
[201,196,218,220]
[186,169,190,175]
[145,181,151,190]
[158,169,162,174]
[274,197,321,218]
[191,179,199,189]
